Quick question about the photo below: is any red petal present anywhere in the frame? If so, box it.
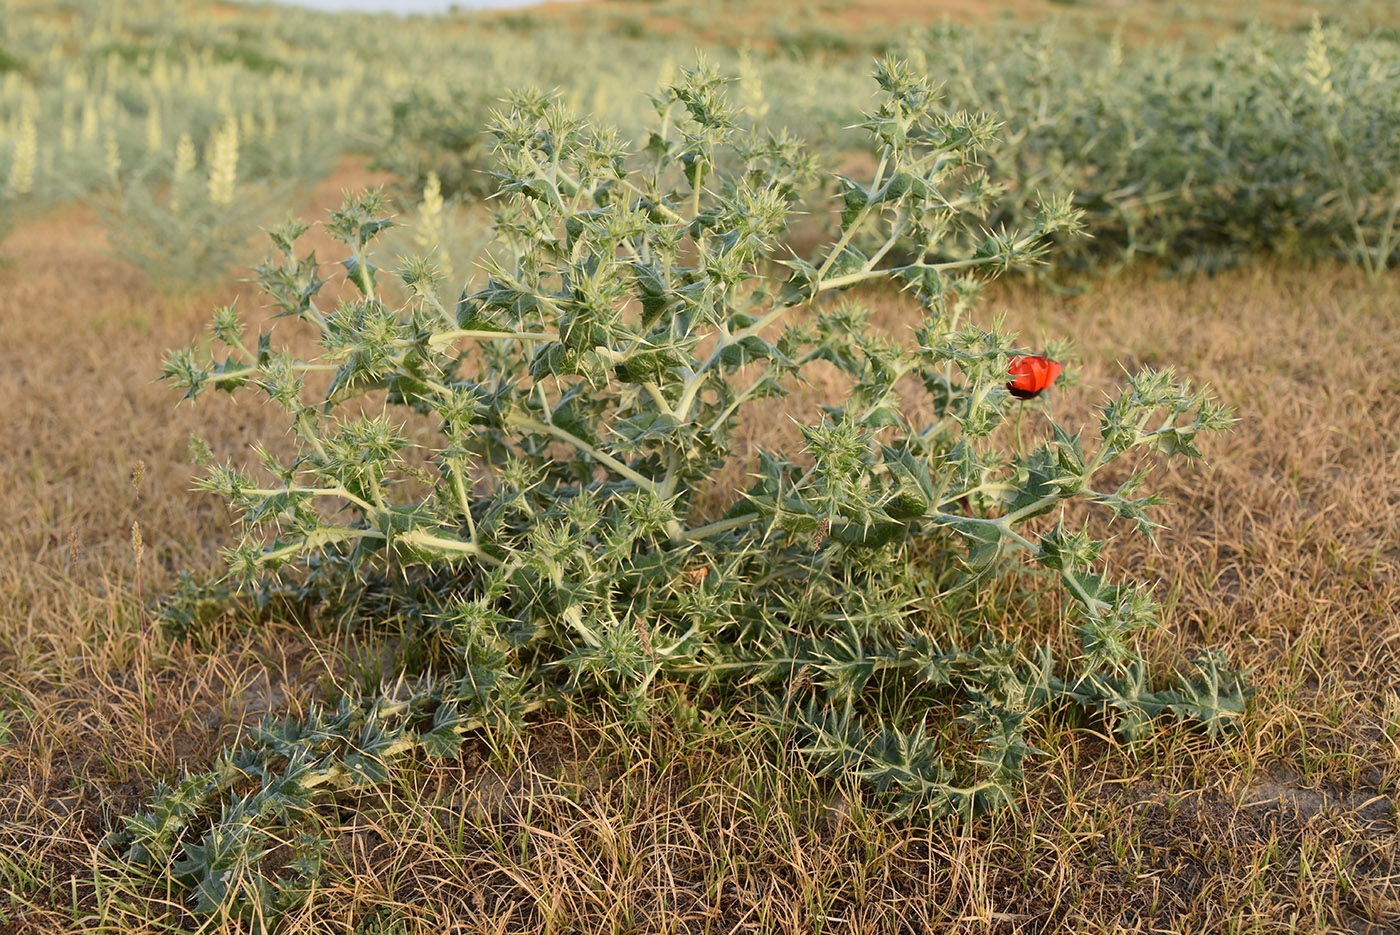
[1006,354,1059,397]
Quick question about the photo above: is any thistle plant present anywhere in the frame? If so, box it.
[125,61,1242,924]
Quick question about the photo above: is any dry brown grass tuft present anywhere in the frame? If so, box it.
[1,169,1397,932]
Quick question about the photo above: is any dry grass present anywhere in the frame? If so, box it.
[1,169,1398,932]
[0,158,399,933]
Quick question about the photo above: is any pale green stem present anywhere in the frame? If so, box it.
[512,415,660,494]
[205,362,340,383]
[401,529,503,566]
[683,513,758,541]
[642,382,675,417]
[447,460,479,543]
[294,411,331,464]
[426,329,558,348]
[816,147,891,281]
[243,484,376,515]
[706,367,772,435]
[674,303,788,425]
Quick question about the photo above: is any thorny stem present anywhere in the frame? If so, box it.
[511,415,662,494]
[242,483,376,515]
[427,329,559,347]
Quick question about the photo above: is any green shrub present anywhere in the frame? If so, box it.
[0,46,25,76]
[100,124,277,293]
[371,86,499,201]
[925,21,1400,276]
[121,61,1240,925]
[0,201,15,257]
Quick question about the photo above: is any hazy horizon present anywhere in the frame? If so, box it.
[259,0,576,11]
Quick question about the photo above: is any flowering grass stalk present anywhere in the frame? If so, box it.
[4,113,37,197]
[99,122,277,294]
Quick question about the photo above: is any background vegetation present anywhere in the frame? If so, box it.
[0,0,1397,932]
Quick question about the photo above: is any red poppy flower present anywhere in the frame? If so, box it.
[1006,354,1062,400]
